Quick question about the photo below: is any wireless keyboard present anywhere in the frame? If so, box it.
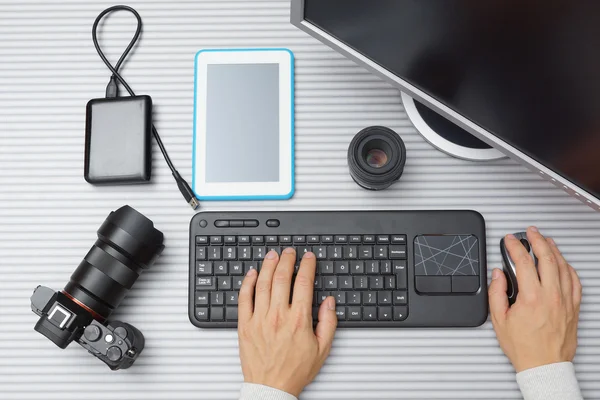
[188,211,488,328]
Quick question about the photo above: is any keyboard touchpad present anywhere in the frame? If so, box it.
[413,235,480,294]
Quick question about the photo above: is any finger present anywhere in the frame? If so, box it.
[254,250,280,315]
[238,268,258,326]
[547,237,572,304]
[527,227,560,292]
[505,233,539,295]
[488,268,509,324]
[269,247,296,311]
[292,252,317,314]
[315,296,337,358]
[569,265,583,308]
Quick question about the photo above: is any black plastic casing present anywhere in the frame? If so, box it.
[84,95,152,184]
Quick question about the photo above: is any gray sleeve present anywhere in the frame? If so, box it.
[239,383,298,400]
[516,362,583,400]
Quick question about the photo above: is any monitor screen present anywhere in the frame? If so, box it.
[305,0,600,199]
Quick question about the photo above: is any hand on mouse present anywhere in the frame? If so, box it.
[237,248,338,397]
[488,226,582,372]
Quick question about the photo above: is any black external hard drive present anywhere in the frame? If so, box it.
[84,95,152,184]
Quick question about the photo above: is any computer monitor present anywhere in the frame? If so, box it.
[291,0,600,211]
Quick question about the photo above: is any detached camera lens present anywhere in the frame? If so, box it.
[348,126,406,190]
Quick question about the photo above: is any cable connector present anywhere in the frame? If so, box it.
[173,171,200,210]
[105,75,119,98]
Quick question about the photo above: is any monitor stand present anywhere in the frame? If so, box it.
[401,92,506,161]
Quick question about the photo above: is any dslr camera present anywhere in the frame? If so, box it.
[30,206,164,370]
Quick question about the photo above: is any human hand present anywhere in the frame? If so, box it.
[237,248,338,397]
[488,226,582,372]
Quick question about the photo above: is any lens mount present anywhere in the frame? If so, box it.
[348,126,406,190]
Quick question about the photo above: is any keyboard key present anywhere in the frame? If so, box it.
[359,246,372,259]
[452,276,480,293]
[218,277,232,290]
[378,306,392,320]
[393,306,408,321]
[297,246,311,260]
[374,246,388,259]
[335,306,347,320]
[348,292,361,304]
[196,236,208,244]
[266,236,278,244]
[314,276,323,289]
[252,236,264,245]
[307,235,320,244]
[196,246,207,260]
[224,236,236,244]
[238,236,250,245]
[226,291,238,305]
[230,220,244,228]
[366,261,379,274]
[321,235,334,243]
[363,306,377,321]
[293,235,306,244]
[376,235,390,244]
[230,261,243,275]
[394,261,408,289]
[350,261,365,274]
[329,246,343,259]
[393,291,408,305]
[279,235,292,244]
[396,274,408,290]
[389,245,407,259]
[224,247,236,260]
[253,247,266,260]
[244,262,258,274]
[208,247,222,260]
[211,292,224,306]
[369,276,384,289]
[348,306,362,321]
[195,292,209,305]
[226,307,238,321]
[363,291,377,305]
[334,292,346,305]
[344,246,357,259]
[415,276,451,293]
[215,261,228,275]
[233,277,244,290]
[239,246,251,260]
[335,235,348,244]
[195,307,209,320]
[267,246,282,256]
[384,276,396,289]
[197,277,216,290]
[210,236,223,245]
[318,261,334,274]
[353,276,368,290]
[380,261,392,274]
[349,235,362,243]
[210,307,224,321]
[378,291,392,305]
[334,261,349,274]
[324,276,337,289]
[391,235,407,244]
[215,220,229,228]
[363,235,375,244]
[196,262,213,275]
[313,246,327,259]
[338,276,353,289]
[317,292,331,305]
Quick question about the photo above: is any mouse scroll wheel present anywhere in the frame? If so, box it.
[520,239,531,253]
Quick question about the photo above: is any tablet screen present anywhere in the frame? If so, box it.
[205,63,280,183]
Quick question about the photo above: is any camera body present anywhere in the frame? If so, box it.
[30,206,164,370]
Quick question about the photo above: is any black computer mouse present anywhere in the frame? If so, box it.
[500,232,538,305]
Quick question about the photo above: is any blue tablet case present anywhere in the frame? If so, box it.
[192,48,295,201]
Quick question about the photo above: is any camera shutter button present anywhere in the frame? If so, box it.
[107,346,123,362]
[83,325,101,342]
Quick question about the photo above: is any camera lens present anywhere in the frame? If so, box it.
[348,126,406,190]
[63,206,164,319]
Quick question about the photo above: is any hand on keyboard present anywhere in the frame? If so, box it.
[238,248,338,397]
